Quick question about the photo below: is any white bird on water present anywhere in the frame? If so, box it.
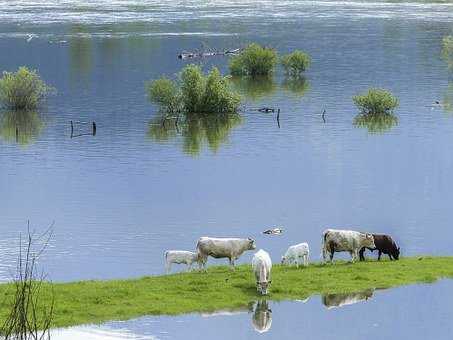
[26,34,36,42]
[263,227,284,235]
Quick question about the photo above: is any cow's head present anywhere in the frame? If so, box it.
[363,233,375,248]
[248,238,256,250]
[393,247,400,260]
[257,280,271,295]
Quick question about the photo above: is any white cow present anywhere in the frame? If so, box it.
[322,229,375,263]
[252,249,272,295]
[281,242,310,267]
[164,250,199,273]
[197,237,256,269]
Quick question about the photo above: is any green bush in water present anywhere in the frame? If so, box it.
[353,88,399,115]
[147,65,241,115]
[0,67,54,110]
[442,35,453,70]
[147,78,181,114]
[353,112,398,134]
[280,50,311,77]
[229,43,277,77]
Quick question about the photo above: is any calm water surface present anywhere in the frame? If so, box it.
[0,0,452,280]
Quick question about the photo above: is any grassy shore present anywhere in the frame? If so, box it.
[1,256,452,329]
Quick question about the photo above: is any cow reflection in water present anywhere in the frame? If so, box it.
[322,289,374,309]
[252,300,272,333]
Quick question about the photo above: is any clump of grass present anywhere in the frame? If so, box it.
[280,50,311,77]
[0,257,452,329]
[353,88,399,115]
[0,67,54,110]
[229,43,277,77]
[147,65,241,115]
[442,35,453,70]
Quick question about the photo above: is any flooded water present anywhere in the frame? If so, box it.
[49,280,453,339]
[0,0,452,281]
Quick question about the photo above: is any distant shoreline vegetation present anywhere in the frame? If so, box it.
[0,257,452,330]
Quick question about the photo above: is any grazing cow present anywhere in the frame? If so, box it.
[196,237,256,269]
[281,242,310,267]
[252,249,272,295]
[322,289,374,309]
[322,229,375,263]
[359,234,400,261]
[164,250,199,273]
[252,300,272,333]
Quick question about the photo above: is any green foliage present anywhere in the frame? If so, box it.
[147,65,241,115]
[353,88,399,115]
[229,43,278,77]
[354,112,398,134]
[0,110,43,146]
[0,257,451,329]
[147,78,181,114]
[441,35,453,70]
[280,50,311,76]
[0,67,54,110]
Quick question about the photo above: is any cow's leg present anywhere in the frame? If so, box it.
[187,263,192,272]
[378,251,382,261]
[359,247,366,261]
[166,262,171,274]
[349,251,355,263]
[388,254,393,261]
[229,257,235,269]
[329,250,334,262]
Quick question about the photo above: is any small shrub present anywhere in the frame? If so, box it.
[229,43,277,77]
[0,67,54,110]
[147,65,241,115]
[280,50,311,76]
[353,88,399,115]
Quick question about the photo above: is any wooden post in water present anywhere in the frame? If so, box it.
[70,120,74,138]
[277,108,280,128]
[92,122,96,136]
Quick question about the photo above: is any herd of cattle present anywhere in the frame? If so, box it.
[164,228,401,295]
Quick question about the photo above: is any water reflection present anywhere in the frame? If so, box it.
[322,289,374,309]
[69,25,93,81]
[229,76,276,101]
[281,76,310,97]
[441,35,453,71]
[353,113,398,134]
[0,110,43,146]
[147,113,242,155]
[252,300,272,334]
[443,83,453,112]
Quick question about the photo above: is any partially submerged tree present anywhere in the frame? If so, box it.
[280,50,311,77]
[0,67,54,111]
[1,222,54,340]
[353,88,399,115]
[147,65,241,116]
[229,44,277,77]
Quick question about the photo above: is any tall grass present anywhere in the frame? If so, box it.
[229,44,278,77]
[0,67,54,110]
[147,65,241,115]
[353,88,399,115]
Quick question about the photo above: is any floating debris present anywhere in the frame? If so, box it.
[263,227,284,235]
[178,48,242,60]
[70,120,96,138]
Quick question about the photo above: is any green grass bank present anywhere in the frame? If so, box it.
[1,256,452,329]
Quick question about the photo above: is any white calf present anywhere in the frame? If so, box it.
[281,242,310,267]
[164,250,199,273]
